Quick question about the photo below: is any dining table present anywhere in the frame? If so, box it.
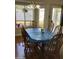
[25,28,54,59]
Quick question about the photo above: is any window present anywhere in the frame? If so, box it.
[15,5,34,27]
[16,5,24,20]
[25,9,33,20]
[52,8,61,26]
[39,8,45,28]
[16,9,24,20]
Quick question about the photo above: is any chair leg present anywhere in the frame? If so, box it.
[24,48,27,55]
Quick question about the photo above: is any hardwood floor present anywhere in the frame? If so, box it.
[15,36,25,59]
[15,36,62,59]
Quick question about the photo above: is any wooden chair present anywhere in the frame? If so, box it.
[60,45,63,59]
[44,33,63,59]
[21,27,29,51]
[21,26,38,56]
[54,33,63,59]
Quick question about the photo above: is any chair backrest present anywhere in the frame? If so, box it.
[51,21,54,31]
[59,26,63,34]
[48,20,54,32]
[21,26,28,44]
[53,25,61,35]
[46,33,63,50]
